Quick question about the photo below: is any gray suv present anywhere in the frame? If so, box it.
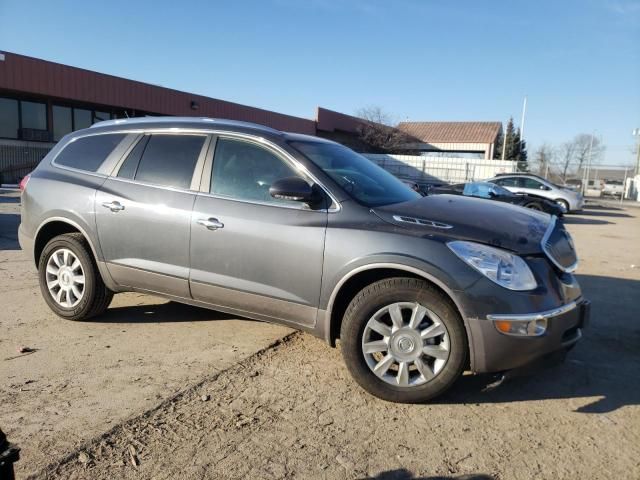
[19,117,590,403]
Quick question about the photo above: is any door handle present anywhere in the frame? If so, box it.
[197,218,224,230]
[102,201,125,212]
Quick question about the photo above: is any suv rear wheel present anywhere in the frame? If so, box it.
[38,233,113,321]
[340,277,467,403]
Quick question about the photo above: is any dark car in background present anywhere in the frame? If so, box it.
[429,181,564,216]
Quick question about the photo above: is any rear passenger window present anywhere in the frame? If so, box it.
[119,134,206,189]
[55,134,126,172]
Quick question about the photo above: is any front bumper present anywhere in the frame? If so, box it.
[467,299,590,373]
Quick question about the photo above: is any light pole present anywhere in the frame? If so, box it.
[634,128,640,175]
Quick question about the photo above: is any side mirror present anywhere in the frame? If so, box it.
[270,177,316,203]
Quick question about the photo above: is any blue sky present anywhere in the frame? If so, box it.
[1,0,638,165]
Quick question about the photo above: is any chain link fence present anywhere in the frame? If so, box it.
[363,154,526,185]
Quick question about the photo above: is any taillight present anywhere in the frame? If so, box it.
[19,174,31,192]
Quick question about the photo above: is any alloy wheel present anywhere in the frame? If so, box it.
[361,302,450,387]
[46,248,85,308]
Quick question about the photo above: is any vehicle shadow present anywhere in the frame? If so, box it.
[436,274,640,413]
[359,471,494,480]
[584,203,624,211]
[574,210,633,218]
[561,216,612,225]
[94,301,252,324]
[0,213,21,250]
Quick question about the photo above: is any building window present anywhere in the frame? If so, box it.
[53,105,73,141]
[74,108,92,131]
[21,101,47,130]
[93,111,111,123]
[0,97,19,139]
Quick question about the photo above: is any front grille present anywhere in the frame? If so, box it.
[542,219,578,272]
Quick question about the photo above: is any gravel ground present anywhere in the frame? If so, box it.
[1,191,639,479]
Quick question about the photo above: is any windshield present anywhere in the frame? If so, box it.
[289,141,421,207]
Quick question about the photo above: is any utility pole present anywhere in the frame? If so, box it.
[583,132,595,195]
[520,96,527,139]
[501,130,508,161]
[634,128,640,175]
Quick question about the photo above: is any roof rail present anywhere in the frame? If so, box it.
[90,116,283,134]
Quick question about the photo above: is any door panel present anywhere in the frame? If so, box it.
[95,179,196,297]
[189,196,326,326]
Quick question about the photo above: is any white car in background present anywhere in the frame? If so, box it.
[602,180,624,198]
[488,173,584,213]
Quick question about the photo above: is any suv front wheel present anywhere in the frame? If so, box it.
[38,233,113,321]
[340,277,467,403]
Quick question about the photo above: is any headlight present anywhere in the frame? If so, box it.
[447,241,537,291]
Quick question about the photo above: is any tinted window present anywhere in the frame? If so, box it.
[21,101,47,130]
[53,105,73,141]
[0,97,19,139]
[290,141,420,207]
[55,134,126,172]
[211,138,302,205]
[117,136,149,179]
[522,178,544,189]
[134,134,205,189]
[494,177,518,187]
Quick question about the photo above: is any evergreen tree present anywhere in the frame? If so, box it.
[493,129,504,159]
[504,118,518,160]
[515,128,528,165]
[494,118,527,167]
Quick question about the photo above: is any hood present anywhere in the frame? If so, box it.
[373,194,551,255]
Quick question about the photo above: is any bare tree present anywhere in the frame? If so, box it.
[532,143,555,177]
[355,106,414,153]
[572,134,604,171]
[557,141,576,182]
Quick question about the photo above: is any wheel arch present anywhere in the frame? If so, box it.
[34,218,98,266]
[324,264,473,364]
[33,217,117,291]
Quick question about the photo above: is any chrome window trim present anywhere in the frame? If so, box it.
[54,127,341,212]
[541,216,579,273]
[101,174,200,196]
[486,300,578,322]
[195,190,327,212]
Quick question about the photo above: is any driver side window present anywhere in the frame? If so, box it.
[210,137,302,206]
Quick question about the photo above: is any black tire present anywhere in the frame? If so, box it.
[340,277,467,403]
[524,202,543,211]
[38,233,113,321]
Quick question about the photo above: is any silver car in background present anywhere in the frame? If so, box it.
[488,173,584,213]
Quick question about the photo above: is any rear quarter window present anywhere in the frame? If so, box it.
[54,133,126,172]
